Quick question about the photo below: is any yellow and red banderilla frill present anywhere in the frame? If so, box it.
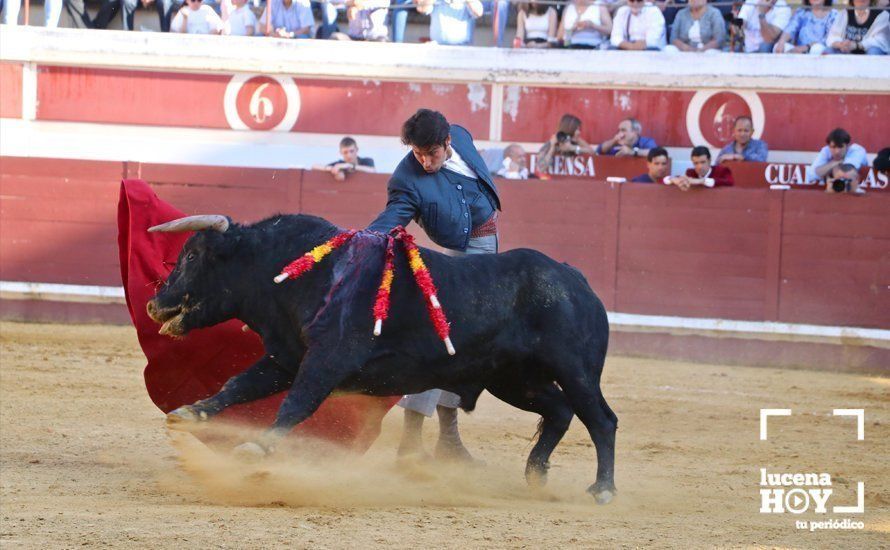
[273,227,455,355]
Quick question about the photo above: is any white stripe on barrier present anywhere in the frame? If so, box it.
[1,280,887,347]
[607,312,890,349]
[0,281,126,305]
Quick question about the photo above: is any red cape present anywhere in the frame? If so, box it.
[117,179,398,450]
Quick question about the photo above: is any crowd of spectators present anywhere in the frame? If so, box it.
[2,0,886,54]
[319,120,882,197]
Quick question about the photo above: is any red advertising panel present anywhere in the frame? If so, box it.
[528,154,650,181]
[726,161,888,192]
[501,87,889,153]
[35,67,491,138]
[0,62,22,119]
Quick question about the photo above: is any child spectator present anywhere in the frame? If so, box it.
[773,0,836,54]
[597,118,657,157]
[536,114,597,173]
[667,146,734,190]
[716,116,769,163]
[259,0,314,38]
[631,147,670,183]
[417,0,484,46]
[825,0,889,55]
[314,137,376,181]
[496,144,530,179]
[665,0,726,52]
[610,0,666,51]
[737,0,792,52]
[224,0,258,35]
[172,0,225,33]
[516,1,559,47]
[809,128,869,181]
[558,0,613,49]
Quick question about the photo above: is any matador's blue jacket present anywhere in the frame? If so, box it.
[367,125,501,251]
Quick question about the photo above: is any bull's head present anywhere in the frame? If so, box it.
[146,215,243,337]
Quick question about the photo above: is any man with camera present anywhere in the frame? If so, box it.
[809,127,869,182]
[825,163,865,195]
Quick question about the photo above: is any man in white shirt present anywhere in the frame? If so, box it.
[172,0,224,33]
[809,127,870,182]
[610,0,666,50]
[737,0,791,52]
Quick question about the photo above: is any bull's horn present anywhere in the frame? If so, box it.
[148,215,229,233]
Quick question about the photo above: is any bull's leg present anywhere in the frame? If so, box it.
[240,349,358,456]
[487,380,574,487]
[553,370,617,504]
[167,355,296,428]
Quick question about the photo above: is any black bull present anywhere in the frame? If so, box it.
[146,213,618,504]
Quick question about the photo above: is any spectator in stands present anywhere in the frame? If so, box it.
[516,0,559,47]
[93,0,137,30]
[824,163,865,194]
[496,144,530,179]
[172,0,224,33]
[737,0,792,52]
[2,0,91,28]
[597,118,657,157]
[331,0,391,40]
[486,0,510,47]
[631,147,670,183]
[417,0,484,45]
[825,0,889,55]
[658,0,687,28]
[259,0,314,38]
[557,0,613,49]
[667,146,734,190]
[224,0,257,34]
[810,127,869,181]
[536,114,597,173]
[874,147,890,178]
[315,137,376,181]
[664,0,726,52]
[716,116,769,163]
[773,0,836,54]
[610,0,667,51]
[391,0,415,42]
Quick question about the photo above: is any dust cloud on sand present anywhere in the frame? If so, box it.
[1,322,888,548]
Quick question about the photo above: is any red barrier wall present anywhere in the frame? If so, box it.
[7,65,886,152]
[0,62,22,119]
[2,157,888,332]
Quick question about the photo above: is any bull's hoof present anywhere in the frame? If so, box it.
[524,460,550,487]
[166,406,208,430]
[232,442,268,462]
[587,482,617,505]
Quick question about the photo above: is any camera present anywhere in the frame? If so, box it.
[556,131,572,143]
[831,177,852,193]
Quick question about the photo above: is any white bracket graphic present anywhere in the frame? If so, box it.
[760,409,792,440]
[833,482,865,514]
[833,409,865,440]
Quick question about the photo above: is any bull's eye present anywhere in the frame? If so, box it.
[186,252,196,261]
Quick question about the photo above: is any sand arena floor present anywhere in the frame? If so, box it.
[0,321,887,548]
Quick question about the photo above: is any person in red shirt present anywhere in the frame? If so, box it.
[666,146,734,190]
